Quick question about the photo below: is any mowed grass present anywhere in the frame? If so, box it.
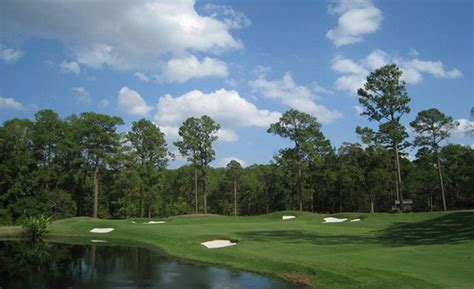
[1,211,473,288]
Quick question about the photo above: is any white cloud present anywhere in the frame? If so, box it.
[60,60,80,74]
[312,82,334,95]
[332,49,463,94]
[203,4,251,29]
[326,0,383,47]
[134,72,150,82]
[409,59,462,79]
[249,72,343,123]
[71,87,91,104]
[98,99,110,108]
[219,157,246,167]
[0,44,23,63]
[454,119,474,137]
[160,54,228,83]
[117,87,153,116]
[154,88,281,142]
[354,105,364,116]
[0,97,25,110]
[409,48,420,57]
[0,0,241,71]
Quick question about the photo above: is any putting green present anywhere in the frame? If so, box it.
[1,211,473,288]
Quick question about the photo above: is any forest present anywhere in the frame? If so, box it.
[1,65,473,224]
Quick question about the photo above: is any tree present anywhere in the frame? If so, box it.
[268,109,327,211]
[357,64,411,211]
[174,115,219,214]
[74,112,123,218]
[127,119,168,217]
[32,109,65,191]
[410,109,458,211]
[226,160,243,216]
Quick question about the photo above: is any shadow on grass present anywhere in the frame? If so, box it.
[236,230,371,246]
[236,212,474,247]
[377,212,474,246]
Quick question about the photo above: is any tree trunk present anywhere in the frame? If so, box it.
[233,179,237,216]
[298,164,303,211]
[435,148,447,211]
[194,166,198,214]
[370,192,375,213]
[92,162,99,218]
[139,180,144,218]
[79,167,88,216]
[203,168,207,214]
[148,196,152,219]
[394,143,404,212]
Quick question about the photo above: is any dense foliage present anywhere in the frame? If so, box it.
[0,65,472,223]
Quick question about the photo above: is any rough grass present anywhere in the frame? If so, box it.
[1,211,473,289]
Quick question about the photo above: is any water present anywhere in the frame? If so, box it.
[0,241,300,289]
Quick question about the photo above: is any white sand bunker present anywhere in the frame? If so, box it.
[323,217,347,223]
[90,228,114,233]
[144,221,166,224]
[282,215,296,220]
[350,218,361,222]
[131,221,136,223]
[201,240,237,249]
[91,240,107,243]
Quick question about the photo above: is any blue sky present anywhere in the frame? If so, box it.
[0,0,473,168]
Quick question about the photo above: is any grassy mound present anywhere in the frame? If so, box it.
[1,211,473,288]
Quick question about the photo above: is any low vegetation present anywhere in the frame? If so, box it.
[21,215,51,241]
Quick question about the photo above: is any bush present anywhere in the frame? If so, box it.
[22,215,51,241]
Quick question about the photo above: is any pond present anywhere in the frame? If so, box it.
[0,240,301,289]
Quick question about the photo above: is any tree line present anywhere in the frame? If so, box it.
[1,64,472,223]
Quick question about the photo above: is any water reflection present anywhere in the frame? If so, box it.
[0,241,300,289]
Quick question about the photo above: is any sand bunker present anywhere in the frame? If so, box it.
[90,228,114,233]
[201,240,237,249]
[144,221,166,224]
[91,240,107,243]
[323,217,347,223]
[282,215,296,220]
[350,218,361,222]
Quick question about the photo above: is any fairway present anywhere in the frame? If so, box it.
[2,211,473,289]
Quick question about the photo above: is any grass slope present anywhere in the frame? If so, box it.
[1,211,473,288]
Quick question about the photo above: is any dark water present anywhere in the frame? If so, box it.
[0,241,300,289]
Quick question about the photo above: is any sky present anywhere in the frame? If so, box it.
[0,0,473,168]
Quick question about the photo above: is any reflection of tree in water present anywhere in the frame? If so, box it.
[0,242,162,289]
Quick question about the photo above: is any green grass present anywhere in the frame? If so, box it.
[1,211,473,288]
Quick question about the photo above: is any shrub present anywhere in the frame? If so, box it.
[22,215,52,241]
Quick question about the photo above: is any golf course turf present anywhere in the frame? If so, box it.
[1,211,473,288]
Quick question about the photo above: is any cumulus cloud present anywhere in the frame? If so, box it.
[0,0,242,71]
[160,54,228,83]
[0,97,25,110]
[71,87,91,105]
[0,44,23,63]
[134,72,150,82]
[117,87,153,116]
[332,49,463,94]
[249,72,343,123]
[60,60,80,74]
[454,119,474,137]
[326,0,383,47]
[154,88,281,142]
[203,4,251,29]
